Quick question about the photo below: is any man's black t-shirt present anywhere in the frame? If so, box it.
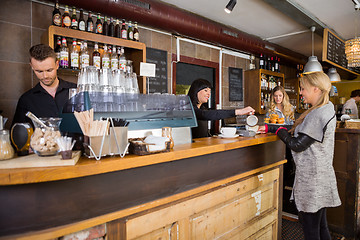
[12,79,77,125]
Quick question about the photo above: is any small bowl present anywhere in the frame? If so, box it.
[32,148,59,157]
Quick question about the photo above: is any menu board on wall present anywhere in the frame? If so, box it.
[322,28,360,74]
[228,67,243,101]
[146,47,168,93]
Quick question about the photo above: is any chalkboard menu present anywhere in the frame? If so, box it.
[146,47,168,93]
[229,67,243,101]
[323,28,348,69]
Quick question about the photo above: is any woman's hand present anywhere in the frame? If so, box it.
[258,125,267,134]
[235,106,255,115]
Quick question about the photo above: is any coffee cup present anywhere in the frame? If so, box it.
[220,127,237,136]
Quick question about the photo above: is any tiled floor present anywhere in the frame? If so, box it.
[282,215,346,240]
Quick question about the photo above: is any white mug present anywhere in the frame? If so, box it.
[220,127,237,136]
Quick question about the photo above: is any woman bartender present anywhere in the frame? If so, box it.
[188,78,255,138]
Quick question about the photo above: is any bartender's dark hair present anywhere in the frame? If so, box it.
[350,89,360,98]
[187,78,212,105]
[29,44,56,62]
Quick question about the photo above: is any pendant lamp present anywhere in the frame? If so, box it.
[303,26,323,73]
[327,68,341,82]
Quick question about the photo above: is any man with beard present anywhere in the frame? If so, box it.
[12,44,77,125]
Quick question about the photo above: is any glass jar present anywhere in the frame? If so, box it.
[0,129,15,160]
[162,127,174,149]
[30,118,62,156]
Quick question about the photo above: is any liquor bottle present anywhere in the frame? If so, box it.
[78,9,85,31]
[70,7,78,30]
[115,19,121,38]
[271,57,275,72]
[62,5,71,28]
[95,14,102,34]
[59,37,69,68]
[121,19,127,39]
[277,58,281,72]
[92,43,101,69]
[133,22,139,41]
[108,45,112,56]
[261,92,265,110]
[102,16,108,36]
[296,64,300,78]
[117,47,121,59]
[102,45,110,69]
[267,56,271,71]
[118,47,126,71]
[86,11,94,33]
[127,21,134,40]
[274,56,279,72]
[54,36,62,63]
[108,17,114,37]
[70,39,79,70]
[259,54,265,69]
[111,46,119,70]
[52,0,62,27]
[80,41,90,69]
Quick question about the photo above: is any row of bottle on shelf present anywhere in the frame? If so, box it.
[55,36,131,71]
[260,74,282,90]
[260,93,272,110]
[52,1,139,41]
[259,54,281,72]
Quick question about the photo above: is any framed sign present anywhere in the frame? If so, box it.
[322,28,360,74]
[229,67,243,101]
[146,47,168,93]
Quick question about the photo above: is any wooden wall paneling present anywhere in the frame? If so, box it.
[123,168,279,239]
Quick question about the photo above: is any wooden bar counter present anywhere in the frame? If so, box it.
[327,128,360,239]
[0,134,286,240]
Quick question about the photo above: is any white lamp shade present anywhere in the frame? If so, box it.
[327,68,341,82]
[303,56,323,73]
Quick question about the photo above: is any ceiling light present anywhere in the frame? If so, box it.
[345,5,360,68]
[327,68,341,82]
[303,26,323,73]
[224,0,237,14]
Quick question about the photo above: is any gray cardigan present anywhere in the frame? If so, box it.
[291,102,341,212]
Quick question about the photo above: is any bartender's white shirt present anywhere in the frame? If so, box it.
[342,98,359,118]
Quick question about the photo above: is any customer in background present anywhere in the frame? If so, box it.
[12,44,76,125]
[265,85,295,125]
[262,85,296,190]
[187,78,255,138]
[275,72,341,240]
[341,89,360,118]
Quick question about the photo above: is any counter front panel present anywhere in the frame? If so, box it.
[0,135,285,238]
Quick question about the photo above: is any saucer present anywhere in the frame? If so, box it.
[219,134,239,138]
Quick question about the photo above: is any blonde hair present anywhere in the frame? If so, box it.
[269,86,295,121]
[289,72,331,133]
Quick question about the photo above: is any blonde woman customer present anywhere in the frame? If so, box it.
[275,72,341,240]
[265,85,295,125]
